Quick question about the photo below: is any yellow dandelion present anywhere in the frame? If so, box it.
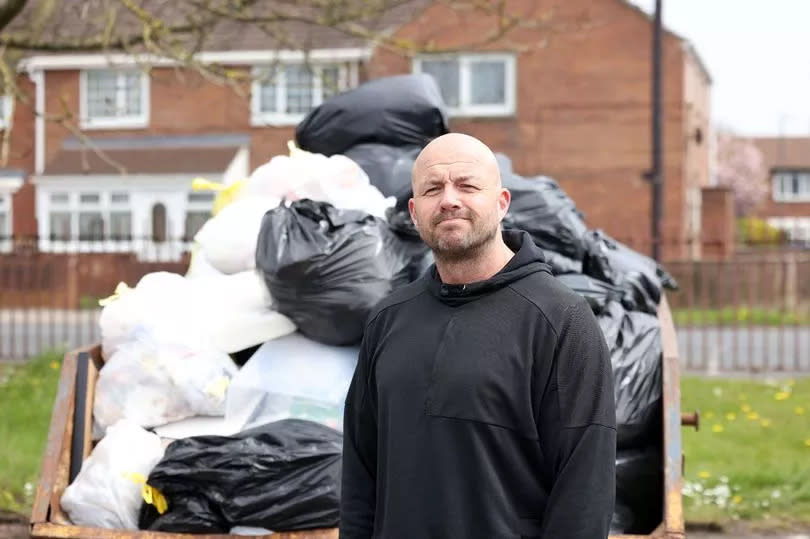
[726,412,737,421]
[774,391,791,401]
[732,495,743,505]
[760,419,772,427]
[705,411,715,419]
[805,439,810,447]
[747,412,760,421]
[49,360,60,370]
[712,424,724,433]
[698,470,711,479]
[741,404,752,413]
[795,406,806,416]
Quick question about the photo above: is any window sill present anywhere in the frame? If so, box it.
[250,113,306,128]
[773,197,810,203]
[80,117,149,130]
[446,107,516,119]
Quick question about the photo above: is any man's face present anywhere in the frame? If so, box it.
[409,159,510,260]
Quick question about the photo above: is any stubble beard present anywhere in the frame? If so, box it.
[420,212,500,263]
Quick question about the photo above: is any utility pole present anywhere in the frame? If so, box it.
[650,0,664,261]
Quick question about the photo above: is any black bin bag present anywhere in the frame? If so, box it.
[501,173,589,260]
[295,74,449,156]
[256,199,408,346]
[386,207,434,287]
[597,301,663,449]
[139,419,343,533]
[583,230,678,314]
[555,274,624,315]
[344,143,421,206]
[610,445,664,535]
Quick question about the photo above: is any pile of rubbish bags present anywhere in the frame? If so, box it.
[62,73,674,535]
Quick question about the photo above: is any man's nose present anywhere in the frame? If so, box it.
[439,186,462,210]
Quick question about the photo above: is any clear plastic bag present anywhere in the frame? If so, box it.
[94,332,238,431]
[60,419,165,530]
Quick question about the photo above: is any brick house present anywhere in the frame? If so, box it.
[3,0,712,261]
[751,137,810,245]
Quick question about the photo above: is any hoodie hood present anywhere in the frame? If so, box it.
[426,229,551,306]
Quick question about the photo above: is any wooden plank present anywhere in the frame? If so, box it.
[31,349,78,524]
[658,296,686,538]
[83,356,99,459]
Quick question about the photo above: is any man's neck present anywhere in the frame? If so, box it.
[435,238,515,285]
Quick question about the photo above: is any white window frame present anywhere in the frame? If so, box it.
[772,171,810,202]
[413,53,517,118]
[41,190,134,251]
[79,68,150,130]
[184,191,214,242]
[0,193,11,252]
[250,62,350,126]
[0,96,13,130]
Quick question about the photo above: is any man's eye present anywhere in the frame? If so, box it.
[424,187,440,195]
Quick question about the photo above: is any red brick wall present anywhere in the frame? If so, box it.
[7,74,37,236]
[700,186,734,260]
[370,0,698,260]
[42,69,295,172]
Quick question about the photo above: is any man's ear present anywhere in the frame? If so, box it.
[408,198,418,228]
[498,188,511,220]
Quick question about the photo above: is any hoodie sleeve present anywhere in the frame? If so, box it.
[340,335,378,539]
[537,299,617,539]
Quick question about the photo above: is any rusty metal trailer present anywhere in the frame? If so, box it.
[31,296,690,539]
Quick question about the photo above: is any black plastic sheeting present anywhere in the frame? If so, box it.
[344,143,421,207]
[501,174,589,260]
[540,249,582,275]
[139,419,342,533]
[597,301,663,450]
[582,230,678,314]
[555,274,624,315]
[295,74,449,157]
[256,200,408,346]
[610,445,664,535]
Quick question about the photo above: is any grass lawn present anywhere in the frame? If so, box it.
[681,375,810,530]
[673,307,810,326]
[0,351,63,514]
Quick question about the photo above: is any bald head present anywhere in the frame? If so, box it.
[412,133,501,190]
[408,133,511,265]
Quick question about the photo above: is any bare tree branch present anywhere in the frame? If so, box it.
[0,0,28,33]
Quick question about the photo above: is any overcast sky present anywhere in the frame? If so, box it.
[626,0,810,137]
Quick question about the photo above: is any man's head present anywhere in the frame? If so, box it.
[409,133,510,261]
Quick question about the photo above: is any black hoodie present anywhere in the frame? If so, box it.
[341,230,616,539]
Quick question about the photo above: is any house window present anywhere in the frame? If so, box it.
[772,171,810,202]
[251,63,350,125]
[185,191,213,241]
[81,69,149,129]
[414,53,516,117]
[44,190,133,242]
[109,191,132,240]
[49,212,72,241]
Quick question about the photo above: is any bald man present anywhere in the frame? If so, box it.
[341,134,616,539]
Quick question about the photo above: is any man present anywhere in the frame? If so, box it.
[341,133,616,538]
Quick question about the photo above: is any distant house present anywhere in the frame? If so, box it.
[751,137,810,244]
[3,0,711,261]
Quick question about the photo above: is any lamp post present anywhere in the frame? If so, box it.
[650,0,663,261]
